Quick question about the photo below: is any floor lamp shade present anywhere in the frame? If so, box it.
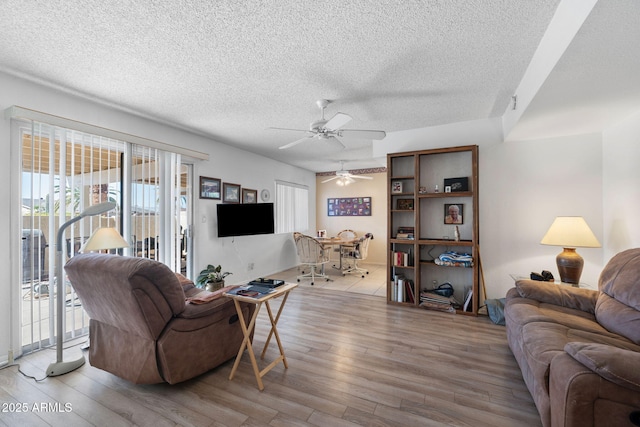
[80,227,129,252]
[540,216,601,285]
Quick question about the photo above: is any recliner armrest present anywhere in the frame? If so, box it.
[179,298,234,319]
[565,342,640,392]
[515,279,598,313]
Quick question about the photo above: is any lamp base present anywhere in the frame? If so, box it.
[46,355,85,377]
[556,248,583,285]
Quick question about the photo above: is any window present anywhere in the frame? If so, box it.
[275,181,308,233]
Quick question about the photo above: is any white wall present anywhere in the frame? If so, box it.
[0,71,314,362]
[602,110,640,260]
[378,117,605,299]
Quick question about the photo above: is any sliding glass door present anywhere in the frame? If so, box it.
[13,117,189,356]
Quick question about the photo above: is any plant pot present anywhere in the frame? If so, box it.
[205,280,224,292]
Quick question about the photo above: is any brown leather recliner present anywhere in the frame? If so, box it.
[64,253,254,384]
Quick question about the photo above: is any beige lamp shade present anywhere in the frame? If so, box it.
[540,216,600,285]
[80,227,129,252]
[540,217,601,248]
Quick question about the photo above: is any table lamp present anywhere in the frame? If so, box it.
[540,216,601,285]
[46,201,124,377]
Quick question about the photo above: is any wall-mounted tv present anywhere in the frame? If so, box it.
[216,203,275,237]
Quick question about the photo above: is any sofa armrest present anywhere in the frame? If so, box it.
[515,279,598,313]
[565,342,640,392]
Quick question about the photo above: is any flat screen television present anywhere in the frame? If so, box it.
[217,203,275,237]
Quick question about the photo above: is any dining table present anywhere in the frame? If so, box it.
[315,236,359,270]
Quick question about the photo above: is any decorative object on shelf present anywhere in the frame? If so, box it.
[444,204,463,224]
[444,186,452,193]
[200,176,221,200]
[391,181,403,193]
[222,182,241,203]
[242,188,257,204]
[540,216,601,284]
[327,197,371,216]
[419,186,427,194]
[444,177,469,192]
[434,184,439,193]
[260,189,270,201]
[47,201,118,377]
[196,264,232,291]
[396,199,414,210]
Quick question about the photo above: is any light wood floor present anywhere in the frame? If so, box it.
[0,263,541,426]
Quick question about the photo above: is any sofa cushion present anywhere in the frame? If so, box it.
[595,248,640,344]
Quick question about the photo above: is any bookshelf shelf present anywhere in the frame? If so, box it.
[387,145,479,315]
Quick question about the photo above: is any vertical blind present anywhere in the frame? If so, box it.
[14,114,186,357]
[275,180,309,234]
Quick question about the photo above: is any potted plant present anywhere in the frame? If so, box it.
[196,264,232,291]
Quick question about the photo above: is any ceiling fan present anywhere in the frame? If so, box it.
[321,161,373,186]
[269,99,386,150]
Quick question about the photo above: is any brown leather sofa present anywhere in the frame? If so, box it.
[65,253,254,384]
[505,248,640,427]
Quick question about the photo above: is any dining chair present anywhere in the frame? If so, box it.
[295,234,331,285]
[342,233,373,278]
[334,229,358,267]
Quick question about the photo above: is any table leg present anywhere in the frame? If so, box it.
[228,299,265,390]
[260,292,290,369]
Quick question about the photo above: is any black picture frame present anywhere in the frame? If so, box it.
[222,182,241,203]
[242,188,257,204]
[200,176,221,200]
[444,204,463,224]
[443,177,469,192]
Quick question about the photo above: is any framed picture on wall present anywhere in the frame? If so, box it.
[200,176,221,199]
[242,188,257,204]
[223,182,241,203]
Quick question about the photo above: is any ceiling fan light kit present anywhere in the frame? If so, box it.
[270,99,386,150]
[321,161,374,186]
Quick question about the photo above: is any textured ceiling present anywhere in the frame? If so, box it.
[1,1,638,173]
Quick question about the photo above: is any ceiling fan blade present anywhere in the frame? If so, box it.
[278,135,314,150]
[267,126,310,133]
[339,129,386,140]
[321,175,339,183]
[324,112,352,131]
[352,175,373,180]
[325,136,346,149]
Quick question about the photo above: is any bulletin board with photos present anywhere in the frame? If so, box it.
[327,197,372,216]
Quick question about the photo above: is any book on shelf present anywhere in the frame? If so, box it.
[397,226,415,234]
[395,233,414,240]
[404,279,415,303]
[391,274,413,302]
[392,250,413,267]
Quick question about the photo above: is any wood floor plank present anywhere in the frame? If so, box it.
[3,265,541,426]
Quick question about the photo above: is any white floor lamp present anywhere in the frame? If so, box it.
[46,201,118,377]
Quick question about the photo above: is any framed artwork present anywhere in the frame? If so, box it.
[222,182,241,203]
[444,204,463,224]
[443,177,469,192]
[327,197,371,216]
[242,188,257,204]
[396,199,414,210]
[199,176,221,199]
[391,181,403,194]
